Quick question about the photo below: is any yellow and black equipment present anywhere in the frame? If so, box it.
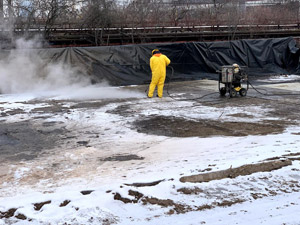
[217,64,249,97]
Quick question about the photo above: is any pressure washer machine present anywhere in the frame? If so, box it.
[217,64,249,97]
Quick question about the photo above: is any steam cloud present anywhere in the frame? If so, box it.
[0,38,143,100]
[0,38,90,94]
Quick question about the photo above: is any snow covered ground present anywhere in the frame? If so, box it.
[1,78,300,225]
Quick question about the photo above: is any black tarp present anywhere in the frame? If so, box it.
[13,37,300,86]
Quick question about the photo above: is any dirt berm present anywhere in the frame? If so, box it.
[180,159,292,183]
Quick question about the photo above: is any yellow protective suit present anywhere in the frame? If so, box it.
[148,53,171,98]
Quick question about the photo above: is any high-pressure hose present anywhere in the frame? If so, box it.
[166,65,174,97]
[148,64,300,100]
[247,79,300,96]
[166,66,220,101]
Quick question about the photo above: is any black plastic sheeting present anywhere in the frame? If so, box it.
[38,37,300,86]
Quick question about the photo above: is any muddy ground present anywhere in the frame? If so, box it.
[1,79,300,223]
[1,85,299,162]
[1,79,300,173]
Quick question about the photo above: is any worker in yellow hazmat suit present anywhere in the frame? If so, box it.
[148,49,171,98]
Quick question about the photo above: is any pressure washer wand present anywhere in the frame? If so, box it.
[166,65,174,97]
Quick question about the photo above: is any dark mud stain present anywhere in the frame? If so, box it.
[106,105,134,117]
[71,102,109,109]
[80,190,94,195]
[113,193,133,203]
[215,199,245,207]
[251,193,268,200]
[113,190,144,203]
[266,104,300,121]
[227,113,254,118]
[149,195,244,214]
[33,116,52,120]
[129,190,144,200]
[115,193,191,214]
[42,121,63,127]
[30,106,69,114]
[283,152,300,157]
[113,190,191,214]
[125,179,164,187]
[77,140,90,146]
[3,108,25,116]
[101,154,145,162]
[133,116,288,137]
[33,200,51,211]
[265,152,300,161]
[177,187,204,195]
[59,200,71,207]
[0,208,17,219]
[142,197,181,207]
[15,213,27,220]
[0,121,68,162]
[0,209,29,221]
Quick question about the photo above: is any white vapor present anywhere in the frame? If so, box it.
[0,38,143,100]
